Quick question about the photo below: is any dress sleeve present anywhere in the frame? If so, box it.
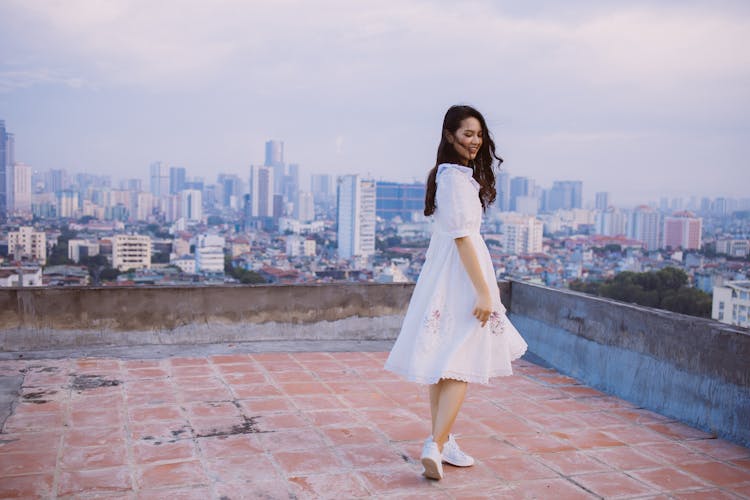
[435,170,478,239]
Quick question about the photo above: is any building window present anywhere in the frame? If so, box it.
[719,302,724,310]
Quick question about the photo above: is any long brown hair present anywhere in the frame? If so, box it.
[424,105,502,216]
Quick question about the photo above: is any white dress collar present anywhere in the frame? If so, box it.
[437,163,480,190]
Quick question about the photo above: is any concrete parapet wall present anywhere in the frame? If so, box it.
[0,282,513,352]
[0,284,419,350]
[509,280,750,447]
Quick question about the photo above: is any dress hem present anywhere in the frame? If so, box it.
[384,344,528,385]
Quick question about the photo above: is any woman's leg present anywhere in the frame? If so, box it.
[432,378,468,451]
[429,380,442,437]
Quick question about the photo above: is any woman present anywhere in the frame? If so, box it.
[384,105,528,480]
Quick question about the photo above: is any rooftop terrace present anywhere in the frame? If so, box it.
[0,282,748,498]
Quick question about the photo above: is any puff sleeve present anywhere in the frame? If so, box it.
[435,170,480,239]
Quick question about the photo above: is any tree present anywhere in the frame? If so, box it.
[46,226,77,266]
[571,268,710,318]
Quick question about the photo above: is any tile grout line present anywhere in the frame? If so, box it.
[119,357,139,498]
[51,358,72,500]
[216,353,296,497]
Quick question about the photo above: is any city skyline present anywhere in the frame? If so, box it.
[1,1,749,205]
[2,118,747,215]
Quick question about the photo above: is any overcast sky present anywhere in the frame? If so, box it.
[1,0,748,207]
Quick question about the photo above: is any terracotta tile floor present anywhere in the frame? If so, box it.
[1,351,749,499]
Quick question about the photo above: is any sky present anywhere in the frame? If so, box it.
[1,0,748,207]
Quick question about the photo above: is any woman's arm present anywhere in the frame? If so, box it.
[455,236,492,327]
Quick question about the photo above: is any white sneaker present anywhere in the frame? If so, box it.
[441,434,475,467]
[420,439,444,480]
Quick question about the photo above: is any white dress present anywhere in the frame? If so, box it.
[384,163,528,385]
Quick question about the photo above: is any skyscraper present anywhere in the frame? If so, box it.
[375,181,426,221]
[501,215,543,255]
[46,169,69,194]
[337,175,376,259]
[295,191,315,222]
[169,166,186,195]
[217,173,243,210]
[629,206,661,251]
[509,177,534,212]
[180,189,202,222]
[595,207,628,236]
[547,181,583,211]
[249,165,274,217]
[595,192,609,211]
[149,161,169,198]
[265,139,285,195]
[283,163,300,202]
[496,172,511,211]
[265,140,284,167]
[663,211,702,250]
[0,120,9,220]
[9,162,32,215]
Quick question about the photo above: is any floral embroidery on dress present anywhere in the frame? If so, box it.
[423,310,441,332]
[488,311,504,335]
[418,309,442,353]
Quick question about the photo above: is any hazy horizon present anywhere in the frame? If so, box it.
[1,0,748,207]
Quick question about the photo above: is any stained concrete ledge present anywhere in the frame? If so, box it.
[508,280,750,447]
[0,283,418,350]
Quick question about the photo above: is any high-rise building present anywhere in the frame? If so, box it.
[501,215,543,255]
[629,206,661,250]
[283,163,300,202]
[311,174,334,197]
[149,161,169,198]
[337,175,376,259]
[180,189,202,222]
[663,211,702,250]
[169,166,186,195]
[265,139,285,195]
[112,234,151,271]
[595,192,609,211]
[712,280,750,327]
[595,207,628,236]
[46,169,69,194]
[0,120,9,220]
[9,162,32,215]
[136,192,155,221]
[8,226,47,264]
[217,173,243,210]
[265,140,284,167]
[249,165,274,217]
[509,177,535,212]
[547,181,583,211]
[295,191,315,222]
[376,181,426,221]
[496,172,511,211]
[57,190,79,218]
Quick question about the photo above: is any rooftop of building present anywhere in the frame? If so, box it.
[0,281,748,498]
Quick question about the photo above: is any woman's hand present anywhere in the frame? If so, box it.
[473,292,493,327]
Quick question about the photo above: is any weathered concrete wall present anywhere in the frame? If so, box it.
[509,280,750,447]
[0,282,513,351]
[0,284,413,350]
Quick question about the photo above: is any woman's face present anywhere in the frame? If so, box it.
[448,117,483,166]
